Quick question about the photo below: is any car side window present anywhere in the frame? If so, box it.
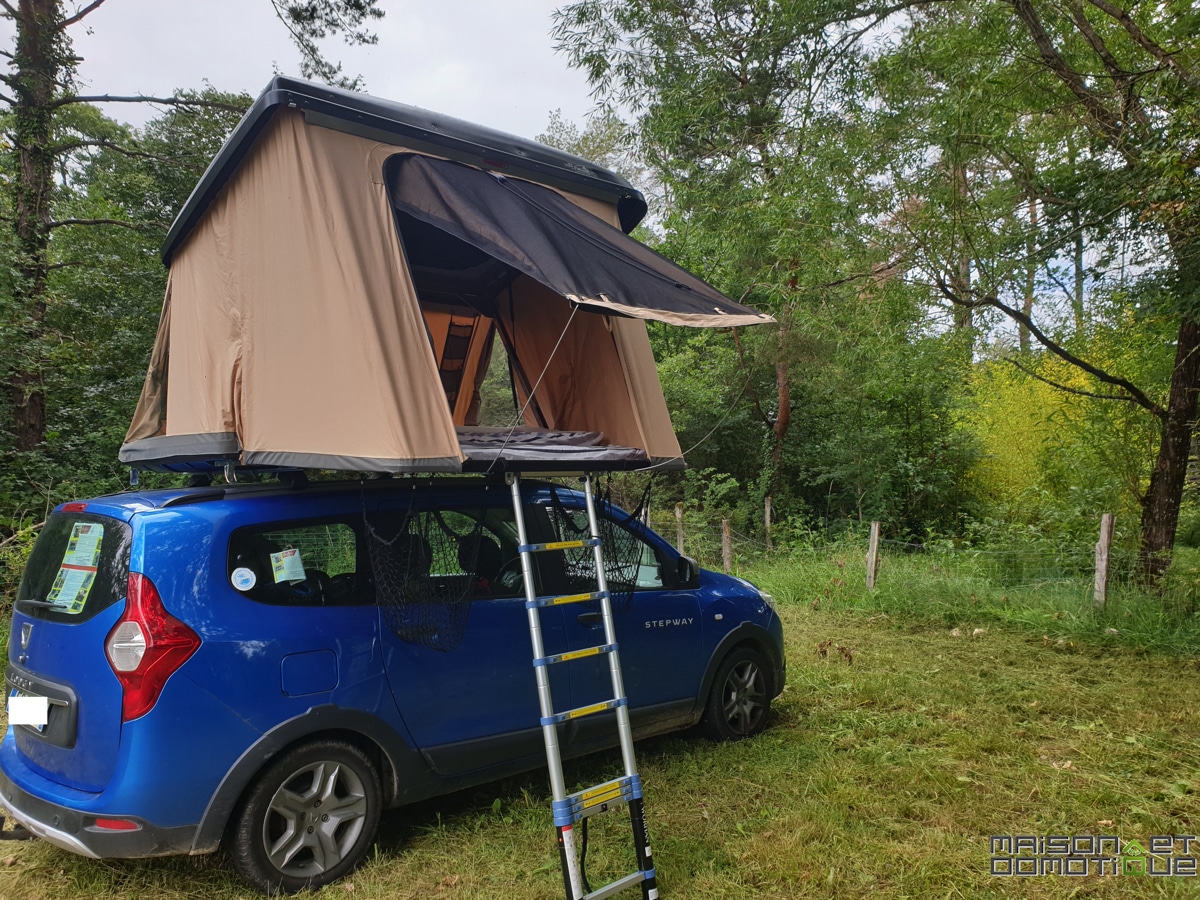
[432,507,525,599]
[363,504,527,601]
[543,504,667,594]
[228,521,366,605]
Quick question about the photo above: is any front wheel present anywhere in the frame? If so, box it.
[701,646,772,741]
[229,740,382,894]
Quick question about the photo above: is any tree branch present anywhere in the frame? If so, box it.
[0,1,17,18]
[47,217,140,230]
[0,520,43,549]
[50,138,174,163]
[1003,356,1139,403]
[1006,0,1125,145]
[48,93,246,112]
[61,0,109,27]
[1066,0,1130,82]
[935,277,1164,417]
[1084,0,1198,87]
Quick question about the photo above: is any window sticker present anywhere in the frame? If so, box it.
[270,549,306,584]
[46,522,104,614]
[231,567,257,591]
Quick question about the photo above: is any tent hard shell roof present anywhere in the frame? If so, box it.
[122,78,774,476]
[163,76,650,263]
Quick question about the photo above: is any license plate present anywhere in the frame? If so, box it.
[7,689,48,732]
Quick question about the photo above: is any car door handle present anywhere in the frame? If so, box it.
[577,612,602,627]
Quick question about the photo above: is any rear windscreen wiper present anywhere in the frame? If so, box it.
[15,598,65,611]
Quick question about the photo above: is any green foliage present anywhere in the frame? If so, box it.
[0,92,249,549]
[553,0,1200,577]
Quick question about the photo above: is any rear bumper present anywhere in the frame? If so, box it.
[0,752,197,859]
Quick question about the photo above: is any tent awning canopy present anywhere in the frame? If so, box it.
[387,155,773,329]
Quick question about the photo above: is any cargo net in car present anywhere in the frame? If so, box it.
[364,505,489,652]
[545,484,651,614]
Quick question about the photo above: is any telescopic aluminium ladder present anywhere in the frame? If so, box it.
[507,472,658,900]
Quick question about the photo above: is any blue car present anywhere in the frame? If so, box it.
[3,477,784,892]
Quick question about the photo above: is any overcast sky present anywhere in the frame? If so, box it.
[1,0,600,141]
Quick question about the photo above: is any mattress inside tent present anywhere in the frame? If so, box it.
[455,426,660,472]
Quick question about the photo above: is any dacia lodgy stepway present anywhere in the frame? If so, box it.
[3,477,784,893]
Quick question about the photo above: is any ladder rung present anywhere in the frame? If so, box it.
[540,697,626,726]
[583,869,654,900]
[526,590,608,609]
[552,774,643,826]
[533,643,617,667]
[518,538,600,553]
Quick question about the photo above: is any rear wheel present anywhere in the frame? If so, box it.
[229,740,382,894]
[702,646,771,741]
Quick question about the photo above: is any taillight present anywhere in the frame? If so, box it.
[105,573,200,721]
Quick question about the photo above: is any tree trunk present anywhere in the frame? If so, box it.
[951,163,973,339]
[1020,196,1036,352]
[1139,316,1200,580]
[5,0,63,451]
[767,317,792,497]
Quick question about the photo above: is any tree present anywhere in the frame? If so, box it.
[553,1,979,534]
[851,0,1200,576]
[557,0,1200,575]
[553,0,889,500]
[0,91,251,524]
[0,0,385,454]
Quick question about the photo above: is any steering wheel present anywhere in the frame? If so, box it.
[495,558,525,594]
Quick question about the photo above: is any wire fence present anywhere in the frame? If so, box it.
[644,509,1155,597]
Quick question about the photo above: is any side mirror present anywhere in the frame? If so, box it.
[676,555,699,589]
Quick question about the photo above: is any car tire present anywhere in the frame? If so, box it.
[701,646,772,741]
[229,739,382,894]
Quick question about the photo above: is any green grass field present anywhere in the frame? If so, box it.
[1,551,1199,898]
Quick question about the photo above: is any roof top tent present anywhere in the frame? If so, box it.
[119,76,773,476]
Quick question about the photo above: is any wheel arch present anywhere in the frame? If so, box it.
[694,623,784,720]
[191,705,439,854]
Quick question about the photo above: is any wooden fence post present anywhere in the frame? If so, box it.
[1094,513,1114,609]
[722,519,733,573]
[764,495,773,551]
[866,521,881,590]
[675,503,685,554]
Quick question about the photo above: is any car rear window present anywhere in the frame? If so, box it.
[16,513,132,622]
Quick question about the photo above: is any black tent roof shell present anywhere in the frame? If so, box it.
[162,76,650,264]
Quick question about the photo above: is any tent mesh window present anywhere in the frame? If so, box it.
[364,505,489,652]
[544,486,650,614]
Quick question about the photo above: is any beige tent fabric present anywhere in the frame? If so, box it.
[609,317,683,461]
[123,110,687,470]
[497,276,679,458]
[161,110,463,470]
[124,275,172,443]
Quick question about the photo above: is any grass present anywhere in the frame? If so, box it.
[750,541,1200,655]
[2,553,1200,898]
